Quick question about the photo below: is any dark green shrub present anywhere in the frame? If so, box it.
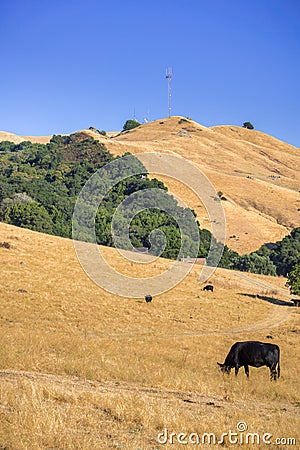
[286,264,300,295]
[234,253,276,275]
[256,227,300,276]
[243,122,254,129]
[122,120,141,131]
[217,191,227,201]
[178,118,188,124]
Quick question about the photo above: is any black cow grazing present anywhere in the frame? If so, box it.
[145,295,152,303]
[217,341,280,380]
[203,284,214,292]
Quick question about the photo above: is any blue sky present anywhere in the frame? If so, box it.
[1,0,299,146]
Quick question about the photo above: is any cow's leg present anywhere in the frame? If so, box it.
[244,365,249,377]
[234,365,240,376]
[269,364,277,381]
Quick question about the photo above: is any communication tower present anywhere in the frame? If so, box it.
[166,67,172,118]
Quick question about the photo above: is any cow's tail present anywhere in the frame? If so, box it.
[277,346,280,379]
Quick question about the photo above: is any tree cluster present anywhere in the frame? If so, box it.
[255,228,300,276]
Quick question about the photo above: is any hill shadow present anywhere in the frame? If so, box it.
[239,293,294,307]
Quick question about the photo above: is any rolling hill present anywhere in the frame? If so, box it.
[1,120,299,448]
[0,221,299,449]
[1,117,299,254]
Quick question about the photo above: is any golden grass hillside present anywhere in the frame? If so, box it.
[0,130,51,144]
[0,222,299,449]
[100,117,299,254]
[1,117,299,254]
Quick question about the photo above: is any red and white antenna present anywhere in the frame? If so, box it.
[166,67,172,118]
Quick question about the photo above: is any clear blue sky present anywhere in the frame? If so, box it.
[1,0,299,146]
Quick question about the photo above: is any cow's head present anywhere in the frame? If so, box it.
[217,362,231,374]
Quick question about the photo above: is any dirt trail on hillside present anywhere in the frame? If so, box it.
[81,302,292,341]
[0,369,298,417]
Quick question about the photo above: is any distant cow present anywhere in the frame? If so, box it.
[203,284,214,292]
[145,295,152,303]
[217,341,280,380]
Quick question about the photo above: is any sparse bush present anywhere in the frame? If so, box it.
[0,241,12,249]
[217,191,227,201]
[122,120,141,131]
[88,127,106,136]
[243,121,254,129]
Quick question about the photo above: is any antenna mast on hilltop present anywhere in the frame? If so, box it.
[166,67,172,118]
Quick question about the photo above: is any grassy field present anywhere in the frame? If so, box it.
[0,222,299,449]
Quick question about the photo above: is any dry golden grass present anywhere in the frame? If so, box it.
[0,222,299,449]
[0,130,51,144]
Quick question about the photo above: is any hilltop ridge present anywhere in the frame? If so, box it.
[1,117,299,253]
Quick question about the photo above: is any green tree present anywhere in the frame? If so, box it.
[5,202,53,234]
[0,141,16,152]
[122,119,141,131]
[256,227,300,276]
[243,122,254,129]
[286,264,300,296]
[233,253,276,275]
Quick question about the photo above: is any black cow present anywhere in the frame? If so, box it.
[145,295,152,303]
[217,341,280,380]
[203,284,214,292]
